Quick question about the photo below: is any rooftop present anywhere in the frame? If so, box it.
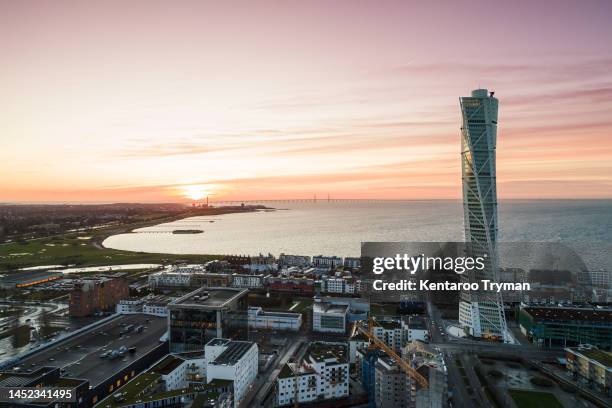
[211,341,255,366]
[306,342,348,364]
[96,371,231,408]
[169,287,247,309]
[13,313,167,387]
[377,320,401,330]
[150,355,184,376]
[313,302,349,315]
[568,347,612,367]
[524,306,612,322]
[407,316,427,330]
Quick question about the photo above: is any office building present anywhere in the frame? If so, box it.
[312,300,348,333]
[458,88,508,342]
[168,287,248,353]
[248,307,302,331]
[519,306,612,349]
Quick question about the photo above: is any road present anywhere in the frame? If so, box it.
[241,334,307,408]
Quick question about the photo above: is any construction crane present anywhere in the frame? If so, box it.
[356,317,429,388]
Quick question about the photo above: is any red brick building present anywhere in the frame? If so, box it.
[69,275,129,317]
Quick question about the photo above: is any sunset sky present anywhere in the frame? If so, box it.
[2,0,612,203]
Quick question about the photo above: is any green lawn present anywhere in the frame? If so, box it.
[290,298,314,313]
[508,390,563,408]
[0,234,216,272]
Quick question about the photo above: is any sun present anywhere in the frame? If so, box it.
[181,185,211,201]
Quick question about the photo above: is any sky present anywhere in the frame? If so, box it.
[1,0,612,203]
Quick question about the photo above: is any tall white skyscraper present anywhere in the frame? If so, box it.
[458,89,509,342]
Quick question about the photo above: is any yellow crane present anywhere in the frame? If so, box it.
[356,317,429,388]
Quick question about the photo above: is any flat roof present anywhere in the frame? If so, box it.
[524,306,612,322]
[306,342,347,364]
[150,355,184,376]
[313,302,348,315]
[0,270,62,283]
[407,316,427,330]
[211,341,255,366]
[377,320,401,330]
[13,314,167,387]
[169,287,247,309]
[568,348,612,367]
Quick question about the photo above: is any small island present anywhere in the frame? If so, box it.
[171,229,204,234]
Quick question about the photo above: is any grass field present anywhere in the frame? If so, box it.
[508,390,563,408]
[0,232,215,272]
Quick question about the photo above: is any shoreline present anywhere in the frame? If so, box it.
[95,205,273,249]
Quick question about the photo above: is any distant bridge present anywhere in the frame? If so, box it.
[206,198,422,205]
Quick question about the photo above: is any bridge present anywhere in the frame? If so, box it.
[205,198,418,205]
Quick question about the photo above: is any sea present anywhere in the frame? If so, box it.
[102,200,611,271]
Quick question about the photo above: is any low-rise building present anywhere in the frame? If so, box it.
[320,276,356,294]
[278,254,311,268]
[231,273,267,289]
[266,277,315,296]
[403,315,429,342]
[116,298,144,314]
[205,338,258,407]
[519,306,612,349]
[565,345,611,396]
[142,295,171,317]
[0,270,62,289]
[313,301,348,333]
[248,307,302,331]
[312,255,343,270]
[276,342,349,407]
[95,353,232,408]
[343,257,361,269]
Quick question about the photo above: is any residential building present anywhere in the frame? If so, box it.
[116,298,144,314]
[266,277,315,296]
[320,276,356,294]
[313,300,348,333]
[343,257,361,269]
[312,255,343,269]
[142,295,171,317]
[231,273,267,289]
[248,307,302,331]
[458,88,508,342]
[375,354,412,408]
[95,353,232,408]
[278,254,311,268]
[168,287,249,353]
[205,338,259,407]
[372,320,404,353]
[69,274,129,317]
[276,342,349,406]
[148,270,191,288]
[403,316,429,342]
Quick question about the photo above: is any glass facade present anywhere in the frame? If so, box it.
[169,291,248,353]
[459,89,508,341]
